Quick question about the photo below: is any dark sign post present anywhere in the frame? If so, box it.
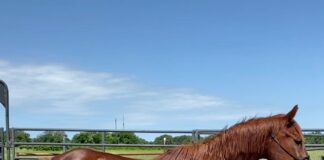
[0,80,10,160]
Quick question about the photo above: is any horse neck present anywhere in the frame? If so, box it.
[156,119,275,160]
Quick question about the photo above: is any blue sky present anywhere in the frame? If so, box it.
[0,0,324,137]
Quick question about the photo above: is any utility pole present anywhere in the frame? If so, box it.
[123,114,125,129]
[115,118,117,129]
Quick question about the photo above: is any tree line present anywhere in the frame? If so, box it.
[304,131,324,144]
[11,131,192,151]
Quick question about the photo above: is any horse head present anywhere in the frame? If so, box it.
[266,105,309,160]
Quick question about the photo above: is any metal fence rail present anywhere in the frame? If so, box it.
[8,128,324,160]
[12,127,194,133]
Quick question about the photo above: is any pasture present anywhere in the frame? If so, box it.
[308,150,324,160]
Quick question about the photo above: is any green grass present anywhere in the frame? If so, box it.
[107,148,164,159]
[308,150,324,160]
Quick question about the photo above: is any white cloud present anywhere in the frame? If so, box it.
[0,60,272,129]
[129,90,224,111]
[0,61,134,115]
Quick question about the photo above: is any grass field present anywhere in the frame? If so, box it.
[307,150,324,160]
[107,148,165,159]
[15,148,324,160]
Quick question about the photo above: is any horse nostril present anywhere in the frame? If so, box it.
[304,155,310,160]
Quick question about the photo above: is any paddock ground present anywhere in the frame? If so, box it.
[14,148,324,160]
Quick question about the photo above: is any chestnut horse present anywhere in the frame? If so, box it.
[51,105,309,160]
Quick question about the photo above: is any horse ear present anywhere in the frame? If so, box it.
[285,104,298,124]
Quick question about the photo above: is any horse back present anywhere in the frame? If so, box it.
[51,148,134,160]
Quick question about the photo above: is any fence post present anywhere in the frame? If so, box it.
[102,132,105,152]
[0,80,10,160]
[196,130,201,142]
[63,134,67,152]
[11,129,16,160]
[192,130,197,144]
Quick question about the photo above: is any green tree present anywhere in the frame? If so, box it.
[154,134,173,144]
[71,132,148,145]
[305,131,324,144]
[13,131,32,142]
[105,132,118,144]
[12,131,32,149]
[33,131,68,151]
[72,132,102,144]
[173,135,192,145]
[110,132,147,144]
[3,130,32,148]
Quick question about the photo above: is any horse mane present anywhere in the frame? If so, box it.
[202,114,284,144]
[155,114,287,160]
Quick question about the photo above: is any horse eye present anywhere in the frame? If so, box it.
[295,140,302,145]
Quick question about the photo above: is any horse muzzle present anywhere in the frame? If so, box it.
[298,155,310,160]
